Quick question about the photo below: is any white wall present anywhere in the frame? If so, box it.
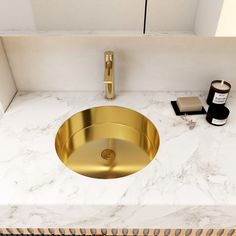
[216,0,236,36]
[2,36,236,91]
[0,38,16,113]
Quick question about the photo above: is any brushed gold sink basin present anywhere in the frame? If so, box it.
[55,106,159,179]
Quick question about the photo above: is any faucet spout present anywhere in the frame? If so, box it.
[104,51,115,99]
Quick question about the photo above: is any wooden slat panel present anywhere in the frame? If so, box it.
[0,228,235,236]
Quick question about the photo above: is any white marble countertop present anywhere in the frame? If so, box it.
[0,91,236,228]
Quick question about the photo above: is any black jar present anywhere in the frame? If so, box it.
[206,105,230,126]
[207,80,231,105]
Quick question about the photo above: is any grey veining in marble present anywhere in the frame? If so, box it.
[0,91,236,228]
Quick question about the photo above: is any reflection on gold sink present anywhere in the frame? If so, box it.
[55,106,160,179]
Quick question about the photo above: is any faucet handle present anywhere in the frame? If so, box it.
[104,50,115,99]
[104,51,113,63]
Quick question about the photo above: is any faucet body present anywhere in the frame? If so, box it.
[104,51,115,99]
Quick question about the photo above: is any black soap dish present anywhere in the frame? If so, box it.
[171,101,206,116]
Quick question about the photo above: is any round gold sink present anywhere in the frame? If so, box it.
[55,106,160,179]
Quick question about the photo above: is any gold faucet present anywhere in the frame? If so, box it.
[104,51,115,99]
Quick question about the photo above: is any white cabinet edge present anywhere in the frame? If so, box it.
[0,38,17,112]
[0,30,143,37]
[0,106,3,119]
[145,31,196,37]
[0,31,197,37]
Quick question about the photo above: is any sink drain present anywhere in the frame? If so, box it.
[101,149,116,160]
